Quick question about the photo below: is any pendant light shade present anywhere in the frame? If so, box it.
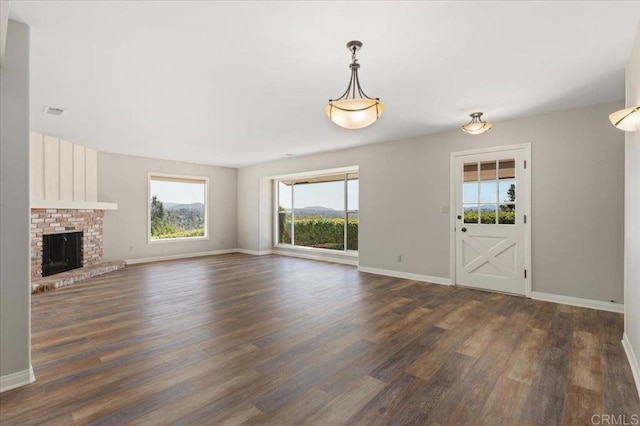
[461,112,492,135]
[609,106,640,132]
[326,41,384,130]
[324,99,385,129]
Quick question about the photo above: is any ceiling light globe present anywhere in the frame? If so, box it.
[462,122,492,135]
[609,106,640,131]
[325,99,385,130]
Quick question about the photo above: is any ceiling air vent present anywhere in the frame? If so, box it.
[42,106,65,116]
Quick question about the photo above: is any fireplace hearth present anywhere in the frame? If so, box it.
[42,231,83,277]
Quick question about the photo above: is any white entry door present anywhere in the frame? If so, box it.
[453,145,530,295]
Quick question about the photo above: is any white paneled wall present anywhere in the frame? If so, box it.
[72,144,86,201]
[59,139,73,201]
[30,132,102,204]
[42,134,60,200]
[29,133,44,201]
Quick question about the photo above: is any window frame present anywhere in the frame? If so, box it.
[147,172,209,244]
[273,167,359,254]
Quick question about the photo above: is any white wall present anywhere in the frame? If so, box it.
[98,152,237,262]
[624,24,640,397]
[238,101,625,303]
[0,21,32,389]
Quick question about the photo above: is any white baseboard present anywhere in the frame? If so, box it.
[126,247,356,264]
[272,249,358,266]
[125,249,238,265]
[0,365,35,393]
[357,266,451,286]
[622,333,640,399]
[235,249,273,256]
[530,291,624,313]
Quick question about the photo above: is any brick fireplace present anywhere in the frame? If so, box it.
[30,208,104,279]
[29,132,122,292]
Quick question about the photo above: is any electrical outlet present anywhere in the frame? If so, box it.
[396,255,402,262]
[441,205,449,213]
[129,245,134,252]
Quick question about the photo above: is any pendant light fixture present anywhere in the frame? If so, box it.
[461,112,492,135]
[609,105,640,132]
[325,41,385,130]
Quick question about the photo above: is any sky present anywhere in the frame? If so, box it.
[150,178,360,210]
[279,180,359,211]
[150,180,205,204]
[463,180,515,205]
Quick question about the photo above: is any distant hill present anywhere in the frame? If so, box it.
[284,206,344,218]
[164,202,205,213]
[156,201,205,231]
[464,204,512,212]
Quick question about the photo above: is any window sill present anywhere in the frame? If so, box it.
[273,244,358,266]
[148,236,210,244]
[274,244,358,257]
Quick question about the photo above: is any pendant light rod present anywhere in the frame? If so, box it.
[330,41,379,104]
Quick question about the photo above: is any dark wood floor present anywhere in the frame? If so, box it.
[1,254,638,425]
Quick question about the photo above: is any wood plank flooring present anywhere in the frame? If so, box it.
[1,253,638,425]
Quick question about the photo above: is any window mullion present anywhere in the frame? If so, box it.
[343,173,348,252]
[291,181,295,246]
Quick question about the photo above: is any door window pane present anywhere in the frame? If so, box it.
[499,204,516,224]
[480,182,497,203]
[499,181,516,203]
[480,161,497,181]
[480,205,497,224]
[499,159,516,179]
[464,205,478,223]
[463,183,479,204]
[464,163,478,182]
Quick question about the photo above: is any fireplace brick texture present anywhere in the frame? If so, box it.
[30,208,104,278]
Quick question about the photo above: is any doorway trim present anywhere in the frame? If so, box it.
[449,143,532,296]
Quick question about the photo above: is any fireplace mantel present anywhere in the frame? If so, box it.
[31,200,118,210]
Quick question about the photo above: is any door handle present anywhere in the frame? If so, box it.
[457,215,462,220]
[461,227,467,232]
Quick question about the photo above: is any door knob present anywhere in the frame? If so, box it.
[461,227,467,232]
[457,215,462,220]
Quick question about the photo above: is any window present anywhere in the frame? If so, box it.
[276,171,358,252]
[463,159,516,224]
[148,173,208,242]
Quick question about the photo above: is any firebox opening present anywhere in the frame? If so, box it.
[42,232,83,277]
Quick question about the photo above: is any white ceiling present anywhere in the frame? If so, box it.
[8,1,640,167]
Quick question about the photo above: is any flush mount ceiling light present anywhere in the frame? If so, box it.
[609,106,640,132]
[461,112,492,135]
[42,106,65,116]
[325,40,384,130]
